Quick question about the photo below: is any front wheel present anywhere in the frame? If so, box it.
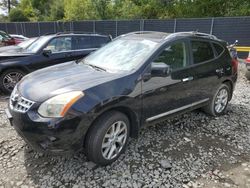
[85,111,130,166]
[203,84,230,116]
[0,69,25,94]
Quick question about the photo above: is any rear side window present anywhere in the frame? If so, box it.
[95,36,110,48]
[191,41,214,64]
[75,36,94,49]
[213,43,224,56]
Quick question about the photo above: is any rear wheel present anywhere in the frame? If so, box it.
[203,84,230,116]
[85,111,130,166]
[0,69,25,94]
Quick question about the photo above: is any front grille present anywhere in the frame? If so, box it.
[10,87,35,113]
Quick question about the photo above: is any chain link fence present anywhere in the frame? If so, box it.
[0,17,249,56]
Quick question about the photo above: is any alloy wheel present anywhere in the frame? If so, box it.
[214,88,229,113]
[101,120,128,160]
[3,72,23,92]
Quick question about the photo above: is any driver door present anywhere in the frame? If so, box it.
[31,36,74,70]
[142,40,198,122]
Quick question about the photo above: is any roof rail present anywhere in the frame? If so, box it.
[192,31,217,39]
[171,31,217,40]
[41,31,107,36]
[55,31,105,36]
[116,31,168,40]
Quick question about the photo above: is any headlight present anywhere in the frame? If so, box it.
[38,91,84,118]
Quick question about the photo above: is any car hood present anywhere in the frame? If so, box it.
[0,51,33,61]
[0,45,21,53]
[17,61,124,102]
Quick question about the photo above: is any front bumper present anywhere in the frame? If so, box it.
[5,107,88,154]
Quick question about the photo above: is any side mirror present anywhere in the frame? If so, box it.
[43,49,52,57]
[151,62,170,77]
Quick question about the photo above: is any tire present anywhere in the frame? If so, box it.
[85,111,130,166]
[0,69,25,94]
[203,83,230,116]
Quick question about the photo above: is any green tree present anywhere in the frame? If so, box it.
[9,8,29,21]
[64,0,98,20]
[19,0,38,21]
[49,0,65,21]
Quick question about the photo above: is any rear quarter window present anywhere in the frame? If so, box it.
[191,41,215,64]
[213,43,224,56]
[95,36,110,48]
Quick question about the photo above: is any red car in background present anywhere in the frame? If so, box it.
[0,31,27,46]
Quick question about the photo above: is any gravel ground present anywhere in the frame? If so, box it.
[0,65,249,188]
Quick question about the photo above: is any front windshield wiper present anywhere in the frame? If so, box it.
[85,63,107,72]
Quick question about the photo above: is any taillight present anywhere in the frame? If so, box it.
[232,58,238,74]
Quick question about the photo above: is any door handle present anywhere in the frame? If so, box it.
[182,76,193,82]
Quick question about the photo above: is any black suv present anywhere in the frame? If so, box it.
[0,32,111,93]
[5,31,237,165]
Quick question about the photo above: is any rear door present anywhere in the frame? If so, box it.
[72,35,98,60]
[187,39,224,100]
[31,36,74,70]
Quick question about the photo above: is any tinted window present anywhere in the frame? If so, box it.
[45,37,72,53]
[95,36,110,48]
[213,43,224,56]
[76,36,94,49]
[191,41,214,64]
[154,42,187,70]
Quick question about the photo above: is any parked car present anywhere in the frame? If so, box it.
[5,31,237,165]
[0,37,37,53]
[0,32,111,93]
[9,34,29,42]
[0,31,26,46]
[0,30,16,46]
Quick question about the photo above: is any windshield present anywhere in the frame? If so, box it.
[82,38,159,72]
[18,38,37,48]
[25,36,51,53]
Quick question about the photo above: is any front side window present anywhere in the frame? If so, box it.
[44,37,72,53]
[82,38,159,72]
[191,41,214,64]
[154,42,187,70]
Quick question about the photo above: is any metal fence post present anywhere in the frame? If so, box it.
[174,19,177,33]
[15,22,18,34]
[70,21,73,32]
[20,22,24,35]
[115,20,118,37]
[5,23,8,33]
[141,19,144,31]
[210,18,214,34]
[93,21,96,33]
[54,22,57,33]
[22,22,25,36]
[38,22,41,36]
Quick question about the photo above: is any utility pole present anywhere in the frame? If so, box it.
[8,0,11,14]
